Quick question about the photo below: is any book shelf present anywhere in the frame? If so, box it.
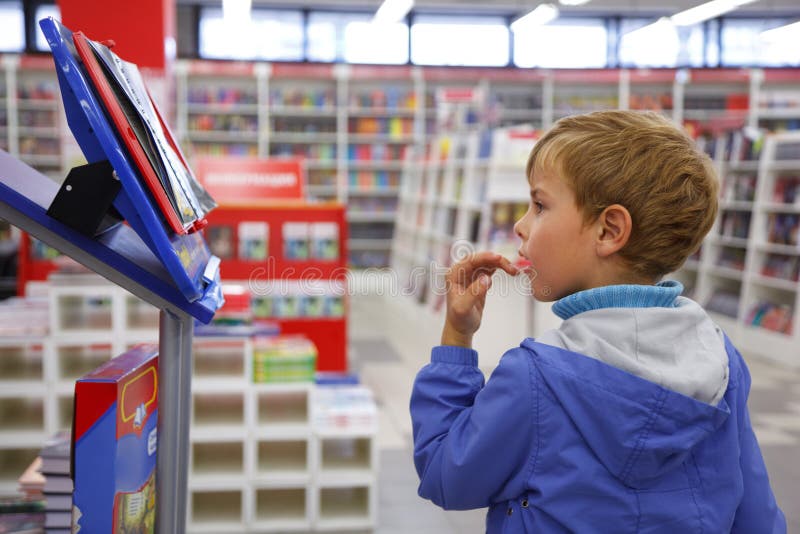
[552,69,620,123]
[345,65,421,269]
[6,54,800,271]
[680,68,751,130]
[174,60,263,159]
[675,130,800,367]
[738,131,800,365]
[752,69,800,132]
[485,70,548,129]
[267,63,341,204]
[1,55,66,182]
[169,61,800,267]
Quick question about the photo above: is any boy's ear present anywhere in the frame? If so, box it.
[595,204,632,257]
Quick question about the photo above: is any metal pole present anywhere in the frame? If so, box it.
[156,308,194,533]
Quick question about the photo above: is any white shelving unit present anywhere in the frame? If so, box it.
[0,274,379,531]
[0,334,47,495]
[677,131,800,367]
[737,132,800,365]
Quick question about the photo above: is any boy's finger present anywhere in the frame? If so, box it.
[451,252,519,283]
[450,274,491,314]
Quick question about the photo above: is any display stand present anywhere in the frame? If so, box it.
[0,17,223,533]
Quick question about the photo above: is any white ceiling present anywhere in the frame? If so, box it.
[233,0,800,17]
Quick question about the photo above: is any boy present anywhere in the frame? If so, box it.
[410,110,786,532]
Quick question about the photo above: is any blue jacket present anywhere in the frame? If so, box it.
[410,335,786,532]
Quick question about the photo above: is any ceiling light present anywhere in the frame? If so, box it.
[558,0,591,6]
[624,17,674,40]
[760,20,800,42]
[669,0,758,27]
[511,4,560,33]
[374,0,414,24]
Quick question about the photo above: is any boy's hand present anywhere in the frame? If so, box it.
[441,252,519,348]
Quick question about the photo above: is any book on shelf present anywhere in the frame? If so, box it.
[747,302,794,335]
[767,213,800,246]
[772,176,800,204]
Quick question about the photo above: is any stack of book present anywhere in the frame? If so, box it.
[38,431,72,533]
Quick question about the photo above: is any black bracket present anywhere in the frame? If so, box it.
[47,160,123,237]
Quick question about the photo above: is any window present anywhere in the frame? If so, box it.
[705,19,721,67]
[199,8,304,61]
[411,15,509,67]
[514,18,606,68]
[0,1,24,52]
[35,3,60,51]
[308,11,408,64]
[618,18,704,68]
[721,18,800,67]
[344,21,408,64]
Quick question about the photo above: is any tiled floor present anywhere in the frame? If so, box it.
[349,292,800,533]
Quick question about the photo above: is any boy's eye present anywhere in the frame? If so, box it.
[533,201,544,214]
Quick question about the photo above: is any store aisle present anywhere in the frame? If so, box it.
[349,291,800,533]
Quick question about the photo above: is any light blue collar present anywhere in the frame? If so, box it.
[552,280,684,321]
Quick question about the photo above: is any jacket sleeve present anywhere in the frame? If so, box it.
[409,345,536,510]
[730,351,787,533]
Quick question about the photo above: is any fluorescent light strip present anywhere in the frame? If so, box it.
[374,0,414,24]
[760,20,800,42]
[510,4,560,33]
[624,17,673,40]
[670,0,758,27]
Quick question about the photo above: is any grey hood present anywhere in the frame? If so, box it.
[537,297,730,405]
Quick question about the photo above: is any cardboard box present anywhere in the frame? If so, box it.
[72,344,158,533]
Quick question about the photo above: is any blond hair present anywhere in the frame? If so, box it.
[527,110,719,279]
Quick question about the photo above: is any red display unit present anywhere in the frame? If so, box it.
[204,202,349,372]
[17,232,61,295]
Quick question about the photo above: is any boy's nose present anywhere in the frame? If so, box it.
[513,219,525,240]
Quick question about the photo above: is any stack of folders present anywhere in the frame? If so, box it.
[38,431,73,533]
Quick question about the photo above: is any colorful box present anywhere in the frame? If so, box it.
[72,344,159,533]
[253,335,317,383]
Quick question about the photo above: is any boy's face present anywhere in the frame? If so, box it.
[513,166,598,302]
